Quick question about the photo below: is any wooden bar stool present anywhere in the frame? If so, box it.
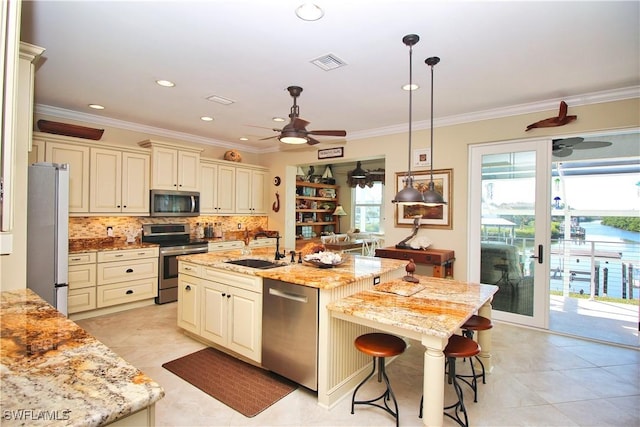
[459,314,493,402]
[351,333,406,427]
[419,334,480,427]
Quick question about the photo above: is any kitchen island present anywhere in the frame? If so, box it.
[177,248,408,407]
[0,289,164,426]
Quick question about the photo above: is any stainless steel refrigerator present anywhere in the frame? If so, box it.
[27,163,69,316]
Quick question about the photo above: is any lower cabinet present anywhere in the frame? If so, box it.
[96,247,159,308]
[177,262,262,363]
[68,252,97,314]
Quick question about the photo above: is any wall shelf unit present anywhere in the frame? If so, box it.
[295,181,339,239]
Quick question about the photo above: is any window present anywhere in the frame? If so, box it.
[353,182,383,232]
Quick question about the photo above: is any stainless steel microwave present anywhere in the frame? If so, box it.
[150,190,200,217]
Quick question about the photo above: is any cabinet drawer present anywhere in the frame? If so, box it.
[208,241,243,252]
[97,247,159,263]
[69,252,97,265]
[97,258,158,285]
[248,238,276,248]
[68,287,96,313]
[202,267,262,293]
[69,264,97,289]
[97,278,158,308]
[179,261,202,277]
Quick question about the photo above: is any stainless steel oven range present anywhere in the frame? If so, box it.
[141,223,208,304]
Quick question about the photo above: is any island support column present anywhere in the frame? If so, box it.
[476,300,493,373]
[421,335,447,427]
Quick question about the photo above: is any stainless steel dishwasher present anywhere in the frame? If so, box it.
[262,278,318,391]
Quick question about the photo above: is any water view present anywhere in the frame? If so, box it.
[549,220,640,300]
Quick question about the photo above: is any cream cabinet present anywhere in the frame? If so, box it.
[96,247,159,308]
[44,140,90,213]
[200,160,235,214]
[68,252,97,314]
[29,138,45,164]
[178,263,262,363]
[207,240,244,252]
[235,167,267,214]
[90,147,150,214]
[139,140,201,191]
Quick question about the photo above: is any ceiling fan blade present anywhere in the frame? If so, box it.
[573,140,612,150]
[306,137,321,145]
[553,148,573,157]
[259,135,280,141]
[292,117,310,129]
[308,130,347,137]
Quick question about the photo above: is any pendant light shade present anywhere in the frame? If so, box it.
[350,161,367,179]
[423,56,446,206]
[392,34,426,205]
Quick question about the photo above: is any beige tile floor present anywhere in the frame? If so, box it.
[77,303,640,427]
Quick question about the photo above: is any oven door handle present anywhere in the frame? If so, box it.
[160,246,208,256]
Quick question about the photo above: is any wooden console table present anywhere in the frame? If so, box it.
[375,247,455,278]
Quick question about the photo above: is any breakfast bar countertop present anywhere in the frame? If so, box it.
[178,248,407,290]
[327,276,499,339]
[0,289,165,426]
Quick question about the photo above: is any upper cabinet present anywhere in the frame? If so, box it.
[200,160,235,214]
[44,140,90,213]
[235,167,267,214]
[89,147,150,214]
[138,140,201,191]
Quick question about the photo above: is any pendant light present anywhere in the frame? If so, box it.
[350,161,367,179]
[421,56,447,206]
[392,34,426,205]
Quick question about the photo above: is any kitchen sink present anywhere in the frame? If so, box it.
[224,259,285,269]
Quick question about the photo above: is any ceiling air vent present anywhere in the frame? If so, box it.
[310,54,347,71]
[206,95,235,105]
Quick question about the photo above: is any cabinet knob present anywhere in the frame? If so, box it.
[222,293,226,297]
[123,205,127,208]
[117,205,121,208]
[227,294,231,299]
[126,268,134,273]
[126,290,134,295]
[185,285,191,291]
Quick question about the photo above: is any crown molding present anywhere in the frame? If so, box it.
[34,104,261,153]
[36,86,638,148]
[348,86,640,141]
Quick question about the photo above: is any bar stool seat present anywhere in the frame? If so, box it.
[459,314,493,402]
[351,333,406,427]
[420,334,480,427]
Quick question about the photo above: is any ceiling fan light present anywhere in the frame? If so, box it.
[295,3,324,21]
[279,135,308,144]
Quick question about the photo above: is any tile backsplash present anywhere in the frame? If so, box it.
[69,216,269,240]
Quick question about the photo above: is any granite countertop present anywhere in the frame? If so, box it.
[0,289,164,426]
[327,276,499,338]
[178,248,407,290]
[68,238,158,254]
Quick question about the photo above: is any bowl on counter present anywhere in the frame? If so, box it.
[302,251,344,268]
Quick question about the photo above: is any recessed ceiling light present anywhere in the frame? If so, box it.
[88,104,105,110]
[239,137,249,141]
[402,84,419,91]
[156,79,175,87]
[295,2,324,21]
[200,116,214,122]
[272,117,286,122]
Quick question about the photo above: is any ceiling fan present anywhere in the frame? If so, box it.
[260,86,346,145]
[552,137,612,157]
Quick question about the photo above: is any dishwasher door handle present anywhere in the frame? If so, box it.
[268,287,308,303]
